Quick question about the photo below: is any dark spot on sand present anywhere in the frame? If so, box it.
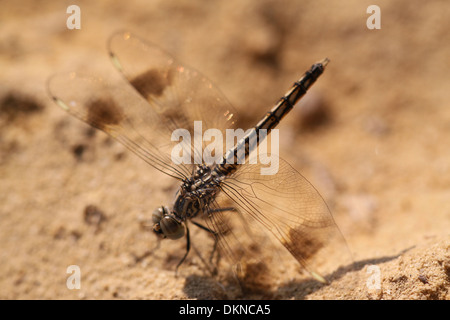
[84,204,107,231]
[72,143,86,160]
[0,92,44,122]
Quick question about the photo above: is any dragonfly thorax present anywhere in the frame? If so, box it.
[152,169,220,240]
[174,174,220,219]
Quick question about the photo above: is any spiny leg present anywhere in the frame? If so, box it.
[191,221,219,262]
[175,223,190,276]
[175,207,237,275]
[174,221,219,276]
[193,207,238,272]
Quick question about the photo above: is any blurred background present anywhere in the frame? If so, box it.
[0,0,449,299]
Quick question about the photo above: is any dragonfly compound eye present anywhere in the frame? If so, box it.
[160,216,185,240]
[152,207,164,224]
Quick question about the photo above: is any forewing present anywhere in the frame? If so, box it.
[48,72,192,180]
[49,31,240,179]
[108,31,238,162]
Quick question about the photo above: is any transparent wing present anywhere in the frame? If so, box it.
[108,31,238,162]
[48,72,192,180]
[48,31,239,179]
[212,157,351,283]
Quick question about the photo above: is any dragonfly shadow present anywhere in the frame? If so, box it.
[181,246,416,299]
[183,246,415,299]
[277,245,416,299]
[182,272,280,300]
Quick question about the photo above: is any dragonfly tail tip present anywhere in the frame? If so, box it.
[320,58,330,68]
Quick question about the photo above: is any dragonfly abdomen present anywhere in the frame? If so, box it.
[215,58,329,177]
[255,58,329,132]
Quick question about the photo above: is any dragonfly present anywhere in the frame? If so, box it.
[49,31,349,284]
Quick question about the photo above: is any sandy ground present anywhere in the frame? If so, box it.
[0,0,449,300]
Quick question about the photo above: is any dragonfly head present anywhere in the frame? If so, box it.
[152,206,185,240]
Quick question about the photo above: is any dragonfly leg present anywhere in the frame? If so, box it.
[176,207,238,275]
[193,207,238,264]
[175,223,190,276]
[191,220,219,264]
